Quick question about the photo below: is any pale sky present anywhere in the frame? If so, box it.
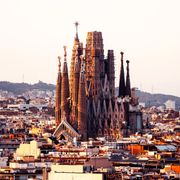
[0,0,180,96]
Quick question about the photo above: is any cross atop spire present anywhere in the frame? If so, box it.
[74,21,79,40]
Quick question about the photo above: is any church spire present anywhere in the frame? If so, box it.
[118,52,126,98]
[125,60,131,97]
[58,56,61,72]
[107,50,115,97]
[61,46,70,121]
[70,22,83,100]
[62,46,68,72]
[78,56,87,140]
[71,48,81,129]
[74,21,79,41]
[55,56,61,125]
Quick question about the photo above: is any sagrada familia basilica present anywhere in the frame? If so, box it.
[54,23,142,141]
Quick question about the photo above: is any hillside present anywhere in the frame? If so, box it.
[0,81,55,95]
[0,81,180,110]
[136,90,180,109]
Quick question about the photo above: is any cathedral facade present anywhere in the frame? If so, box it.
[55,25,142,141]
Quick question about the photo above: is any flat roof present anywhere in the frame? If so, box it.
[155,145,177,151]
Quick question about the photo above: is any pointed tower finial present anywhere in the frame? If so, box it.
[63,46,67,61]
[56,56,62,125]
[57,56,61,72]
[119,51,126,98]
[74,21,79,40]
[78,54,87,140]
[120,52,124,61]
[61,45,70,121]
[125,60,131,97]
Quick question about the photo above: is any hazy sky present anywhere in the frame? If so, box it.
[0,0,180,96]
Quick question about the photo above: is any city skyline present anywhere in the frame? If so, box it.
[0,0,180,96]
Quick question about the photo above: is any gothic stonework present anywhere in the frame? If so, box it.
[55,56,61,125]
[55,26,142,140]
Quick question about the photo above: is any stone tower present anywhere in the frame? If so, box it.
[54,27,141,141]
[69,22,83,99]
[71,48,81,129]
[55,56,61,125]
[77,59,87,140]
[125,60,131,97]
[85,31,104,101]
[106,50,115,98]
[60,46,70,121]
[118,52,126,98]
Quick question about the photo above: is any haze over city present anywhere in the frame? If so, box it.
[0,1,180,179]
[0,0,180,96]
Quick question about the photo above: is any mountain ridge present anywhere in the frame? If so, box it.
[0,81,55,94]
[0,81,179,110]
